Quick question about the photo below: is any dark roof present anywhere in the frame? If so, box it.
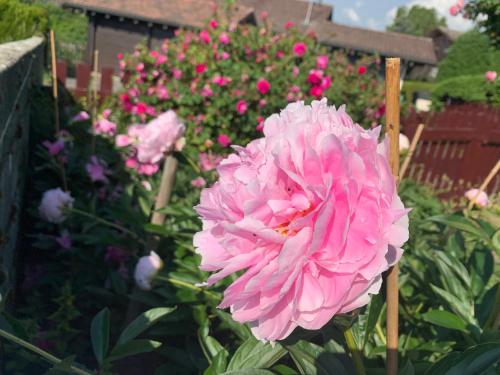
[62,0,254,28]
[240,0,332,30]
[308,20,438,65]
[427,27,462,41]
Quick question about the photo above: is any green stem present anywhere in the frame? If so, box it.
[375,321,387,345]
[68,208,145,245]
[344,327,366,375]
[0,329,93,375]
[156,276,221,301]
[183,154,201,174]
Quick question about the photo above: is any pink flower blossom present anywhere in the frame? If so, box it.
[236,100,248,114]
[307,70,324,85]
[94,118,117,136]
[199,30,211,44]
[309,85,323,98]
[204,139,214,148]
[191,177,207,187]
[358,66,367,75]
[212,75,231,86]
[135,62,144,72]
[172,68,183,79]
[449,5,460,16]
[485,71,497,82]
[465,189,489,207]
[316,55,329,69]
[199,152,222,171]
[195,64,207,74]
[39,188,74,224]
[292,66,300,77]
[116,135,132,147]
[219,33,230,44]
[56,230,72,250]
[194,99,409,341]
[261,11,269,19]
[134,251,163,290]
[86,156,109,183]
[257,78,271,94]
[131,111,185,164]
[221,52,230,60]
[292,42,307,57]
[125,158,139,170]
[209,19,219,29]
[71,111,89,122]
[155,54,167,65]
[138,163,159,176]
[42,139,65,156]
[284,21,295,29]
[217,134,231,147]
[201,85,214,97]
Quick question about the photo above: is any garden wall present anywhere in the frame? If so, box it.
[0,36,44,300]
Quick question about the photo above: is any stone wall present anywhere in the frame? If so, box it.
[0,37,44,301]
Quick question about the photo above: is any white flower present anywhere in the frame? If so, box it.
[399,133,410,153]
[134,251,163,290]
[39,188,74,223]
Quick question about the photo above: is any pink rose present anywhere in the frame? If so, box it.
[217,134,231,147]
[236,99,248,114]
[256,78,271,94]
[116,135,132,147]
[219,33,230,45]
[316,55,329,69]
[485,71,497,82]
[191,177,207,187]
[195,64,207,74]
[292,42,307,57]
[284,21,295,29]
[449,5,459,16]
[199,30,211,44]
[199,152,222,171]
[221,52,230,60]
[292,66,300,77]
[194,99,409,341]
[307,69,323,85]
[309,85,323,98]
[172,68,183,79]
[94,118,117,136]
[465,189,489,207]
[358,66,367,75]
[209,19,218,29]
[71,111,89,123]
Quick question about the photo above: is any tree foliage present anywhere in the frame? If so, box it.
[0,0,48,43]
[387,5,447,36]
[463,0,500,47]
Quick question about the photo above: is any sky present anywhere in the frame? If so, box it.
[323,0,474,32]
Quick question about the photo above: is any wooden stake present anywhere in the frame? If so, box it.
[468,160,500,209]
[399,123,425,181]
[91,50,99,152]
[49,30,60,133]
[385,57,400,375]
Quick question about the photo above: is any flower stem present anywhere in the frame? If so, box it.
[67,208,145,245]
[156,275,220,301]
[343,327,366,375]
[0,329,93,375]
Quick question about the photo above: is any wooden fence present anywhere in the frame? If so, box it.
[403,103,500,197]
[55,60,115,99]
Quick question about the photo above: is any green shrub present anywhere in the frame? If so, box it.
[402,80,434,103]
[0,0,49,43]
[432,74,500,107]
[436,29,500,82]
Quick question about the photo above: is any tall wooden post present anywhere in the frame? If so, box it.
[49,30,60,133]
[385,58,400,375]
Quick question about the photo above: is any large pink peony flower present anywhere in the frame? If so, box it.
[133,110,185,164]
[194,99,409,341]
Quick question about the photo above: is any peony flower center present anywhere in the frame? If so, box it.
[273,194,314,237]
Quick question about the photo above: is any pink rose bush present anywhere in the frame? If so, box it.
[194,99,409,341]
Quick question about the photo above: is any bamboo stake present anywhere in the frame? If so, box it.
[468,160,500,209]
[49,30,60,133]
[91,50,99,152]
[385,57,400,375]
[399,123,425,181]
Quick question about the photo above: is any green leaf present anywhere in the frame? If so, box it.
[285,340,349,375]
[492,230,500,252]
[90,308,110,365]
[399,359,415,375]
[428,215,490,241]
[469,248,494,297]
[220,370,275,375]
[117,307,176,346]
[363,293,384,348]
[421,310,468,332]
[215,310,252,340]
[203,350,229,375]
[430,284,475,325]
[425,342,500,375]
[227,337,286,371]
[108,339,162,362]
